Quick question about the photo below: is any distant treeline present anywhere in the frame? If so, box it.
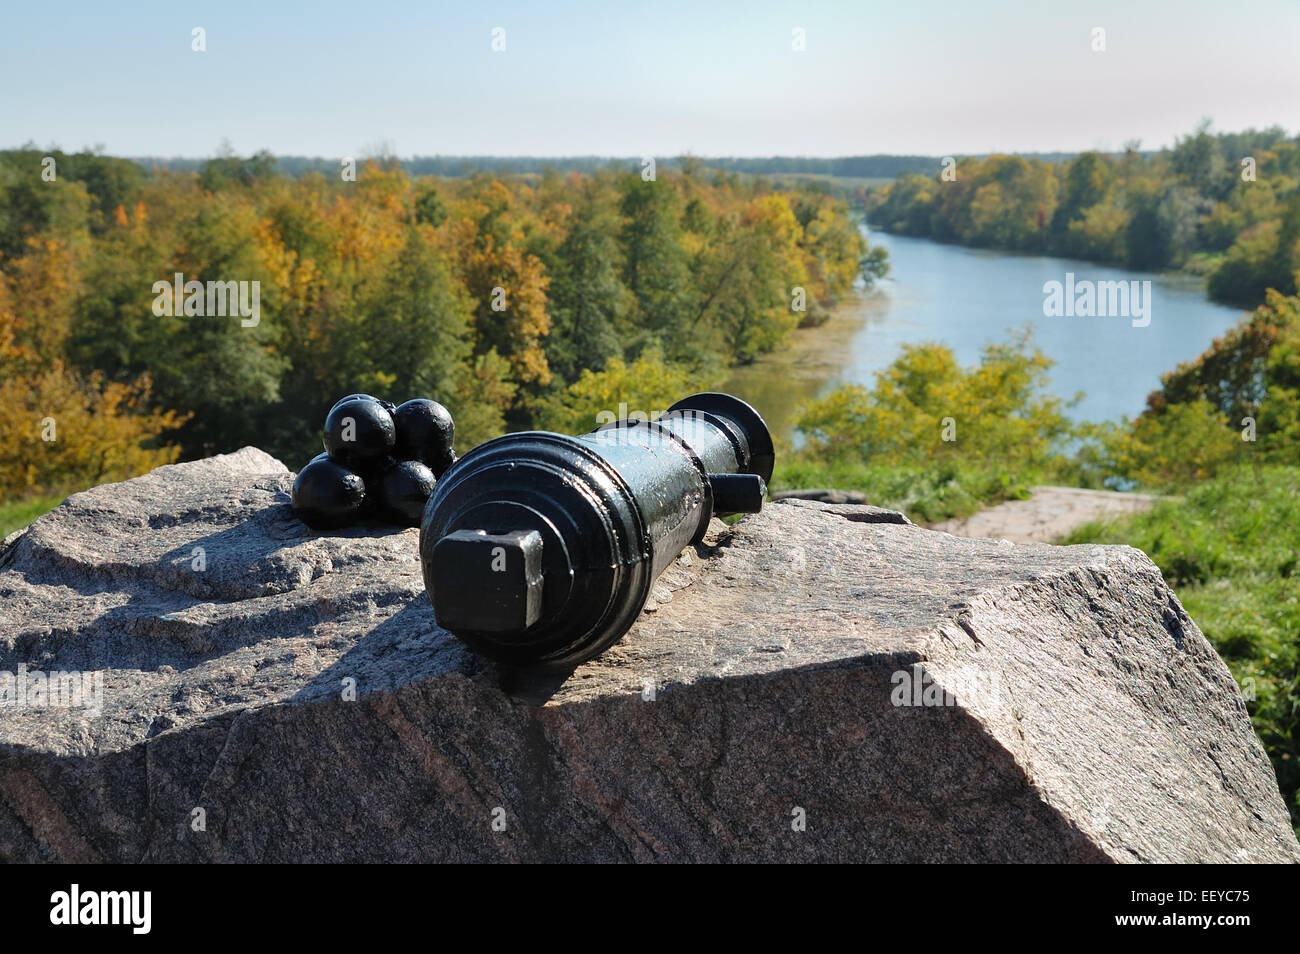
[120,154,949,180]
[18,152,1113,181]
[867,124,1300,307]
[2,144,1156,187]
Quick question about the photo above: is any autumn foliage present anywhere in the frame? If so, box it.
[0,150,874,502]
[0,237,184,499]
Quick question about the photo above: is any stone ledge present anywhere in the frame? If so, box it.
[0,449,1294,863]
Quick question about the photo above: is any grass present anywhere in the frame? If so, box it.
[1060,464,1300,834]
[0,495,62,539]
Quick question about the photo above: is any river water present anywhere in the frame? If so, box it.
[726,228,1249,445]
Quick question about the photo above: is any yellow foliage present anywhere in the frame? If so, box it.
[535,347,706,434]
[1106,400,1243,487]
[0,268,185,501]
[0,363,186,500]
[0,153,873,498]
[796,333,1074,470]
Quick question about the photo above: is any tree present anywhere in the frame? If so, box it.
[1050,152,1115,252]
[535,347,704,434]
[70,189,286,456]
[796,331,1073,470]
[619,176,691,341]
[0,254,184,498]
[1170,119,1229,201]
[448,181,552,391]
[360,226,472,400]
[545,193,628,384]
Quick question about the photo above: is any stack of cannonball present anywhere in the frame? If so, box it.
[291,394,456,530]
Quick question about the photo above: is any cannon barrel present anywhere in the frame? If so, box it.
[419,392,774,667]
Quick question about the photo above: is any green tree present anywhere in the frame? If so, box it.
[545,195,628,384]
[536,347,704,434]
[619,176,691,340]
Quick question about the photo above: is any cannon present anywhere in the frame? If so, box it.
[419,393,774,668]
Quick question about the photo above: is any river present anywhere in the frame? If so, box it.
[726,228,1250,445]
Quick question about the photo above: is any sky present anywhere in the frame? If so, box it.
[1,0,1296,158]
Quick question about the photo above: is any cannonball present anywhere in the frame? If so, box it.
[392,398,456,476]
[377,459,437,526]
[330,393,397,415]
[324,397,397,467]
[292,456,367,530]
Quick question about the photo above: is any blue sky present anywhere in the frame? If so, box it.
[1,0,1296,157]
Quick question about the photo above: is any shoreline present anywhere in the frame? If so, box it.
[866,224,1267,312]
[723,289,885,446]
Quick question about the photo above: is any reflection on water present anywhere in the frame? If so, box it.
[726,228,1248,445]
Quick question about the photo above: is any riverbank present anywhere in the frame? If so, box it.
[728,229,1248,448]
[722,289,884,447]
[845,229,1247,426]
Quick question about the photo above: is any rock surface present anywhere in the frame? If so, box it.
[0,449,1294,863]
[931,485,1163,544]
[771,487,870,505]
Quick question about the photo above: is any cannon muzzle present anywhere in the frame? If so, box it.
[419,392,774,667]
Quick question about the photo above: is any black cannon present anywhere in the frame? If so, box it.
[419,393,774,668]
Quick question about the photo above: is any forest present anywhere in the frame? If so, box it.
[866,123,1300,307]
[0,150,875,502]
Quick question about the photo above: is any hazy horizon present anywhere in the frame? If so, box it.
[2,0,1295,159]
[0,146,1242,161]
